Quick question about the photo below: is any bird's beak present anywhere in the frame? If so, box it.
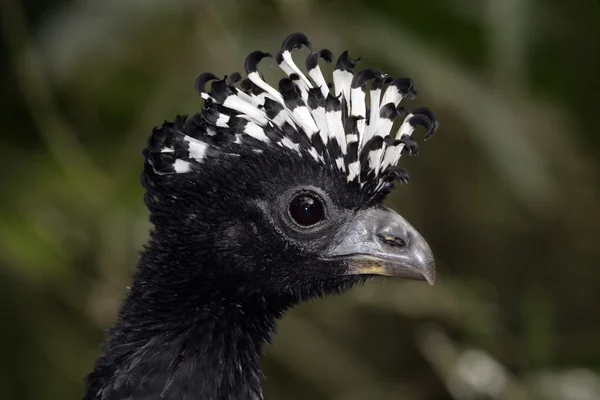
[323,207,436,285]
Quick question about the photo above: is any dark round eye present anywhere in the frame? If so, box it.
[289,194,325,227]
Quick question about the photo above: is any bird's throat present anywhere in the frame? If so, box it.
[85,272,286,399]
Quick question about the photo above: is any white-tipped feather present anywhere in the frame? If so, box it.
[215,114,230,128]
[251,92,271,108]
[308,67,330,97]
[281,51,313,89]
[248,71,285,104]
[291,106,319,136]
[326,109,346,154]
[335,157,346,172]
[173,159,191,173]
[350,87,367,148]
[372,117,394,139]
[278,60,295,76]
[244,122,270,142]
[185,137,209,161]
[280,137,301,153]
[307,147,321,162]
[155,34,436,191]
[380,85,401,108]
[222,95,269,126]
[396,114,416,139]
[311,107,329,145]
[379,114,417,171]
[271,110,287,127]
[235,89,262,107]
[365,88,382,141]
[347,161,360,182]
[332,70,352,115]
[369,148,385,174]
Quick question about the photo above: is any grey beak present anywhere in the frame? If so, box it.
[323,207,436,285]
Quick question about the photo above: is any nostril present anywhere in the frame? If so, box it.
[377,233,406,248]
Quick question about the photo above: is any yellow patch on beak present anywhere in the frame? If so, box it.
[355,264,389,276]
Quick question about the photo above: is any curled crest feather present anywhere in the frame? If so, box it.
[144,32,439,198]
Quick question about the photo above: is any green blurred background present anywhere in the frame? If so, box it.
[1,0,600,399]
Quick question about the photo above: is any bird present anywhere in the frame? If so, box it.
[84,32,439,400]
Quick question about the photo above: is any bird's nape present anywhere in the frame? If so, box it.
[85,32,439,400]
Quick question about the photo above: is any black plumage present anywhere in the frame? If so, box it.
[84,33,438,400]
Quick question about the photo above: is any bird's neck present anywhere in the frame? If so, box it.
[85,255,290,399]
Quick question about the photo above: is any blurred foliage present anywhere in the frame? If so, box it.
[1,0,600,399]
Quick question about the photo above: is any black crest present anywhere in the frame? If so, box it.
[144,32,439,198]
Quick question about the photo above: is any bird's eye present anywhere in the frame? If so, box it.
[289,193,325,227]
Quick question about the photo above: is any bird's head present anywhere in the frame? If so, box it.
[141,33,438,306]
